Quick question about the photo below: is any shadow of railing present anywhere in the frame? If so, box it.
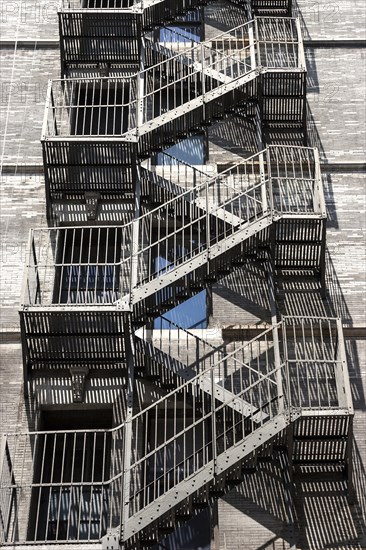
[208,112,262,160]
[204,1,251,36]
[222,449,298,547]
[294,473,364,549]
[213,258,272,324]
[352,439,366,543]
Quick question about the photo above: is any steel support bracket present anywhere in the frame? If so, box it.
[85,192,100,221]
[98,63,110,77]
[102,531,121,550]
[69,366,89,403]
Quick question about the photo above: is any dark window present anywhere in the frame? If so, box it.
[29,409,113,542]
[70,82,129,136]
[53,228,122,304]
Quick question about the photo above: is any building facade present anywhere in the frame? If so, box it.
[0,0,365,549]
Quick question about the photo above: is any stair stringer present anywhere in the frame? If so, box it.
[122,409,300,541]
[123,215,272,308]
[125,69,258,142]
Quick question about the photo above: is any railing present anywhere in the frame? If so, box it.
[23,151,266,308]
[0,324,288,544]
[44,44,254,139]
[255,17,304,68]
[61,0,139,8]
[60,0,202,10]
[139,315,351,414]
[0,427,125,544]
[47,18,304,139]
[22,226,132,307]
[267,145,325,215]
[137,317,279,422]
[126,347,286,518]
[23,146,324,308]
[282,316,353,411]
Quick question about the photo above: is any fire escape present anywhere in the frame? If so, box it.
[0,1,354,549]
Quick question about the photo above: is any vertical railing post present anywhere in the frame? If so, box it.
[282,318,292,413]
[248,19,257,72]
[266,147,274,215]
[254,17,261,68]
[41,80,53,140]
[205,174,211,256]
[266,258,284,413]
[313,147,327,297]
[295,17,306,69]
[210,358,217,474]
[200,42,207,130]
[0,434,11,544]
[335,319,354,415]
[120,319,135,545]
[259,150,268,216]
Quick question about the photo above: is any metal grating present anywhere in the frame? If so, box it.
[251,0,292,16]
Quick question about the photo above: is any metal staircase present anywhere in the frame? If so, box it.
[1,317,353,547]
[19,144,326,390]
[43,17,306,224]
[0,0,355,546]
[58,0,283,75]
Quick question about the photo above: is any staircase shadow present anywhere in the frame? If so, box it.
[208,114,262,163]
[293,473,365,550]
[325,249,366,410]
[212,260,272,325]
[221,449,298,548]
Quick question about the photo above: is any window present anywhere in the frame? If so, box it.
[29,409,112,542]
[70,81,129,136]
[153,253,208,330]
[157,135,206,166]
[53,228,122,304]
[159,25,201,43]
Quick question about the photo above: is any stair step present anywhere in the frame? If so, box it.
[157,511,176,533]
[192,486,209,507]
[146,306,161,315]
[203,274,217,283]
[217,267,232,276]
[175,498,192,519]
[189,283,205,291]
[134,365,146,372]
[231,257,246,266]
[145,374,160,382]
[160,383,176,390]
[176,290,192,299]
[209,477,226,495]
